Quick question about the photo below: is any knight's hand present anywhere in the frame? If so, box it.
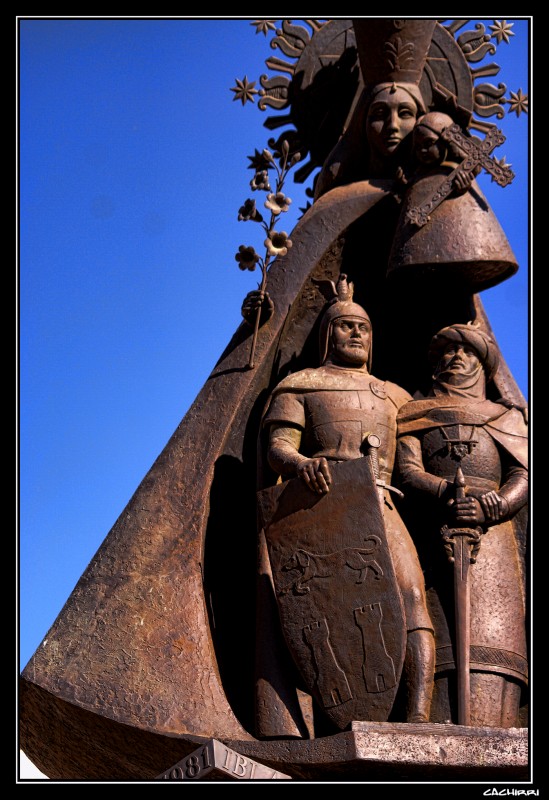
[297,457,332,495]
[241,290,274,326]
[451,496,485,525]
[479,490,509,522]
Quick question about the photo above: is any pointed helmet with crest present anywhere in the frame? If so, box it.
[316,274,373,369]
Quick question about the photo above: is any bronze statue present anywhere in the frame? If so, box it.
[404,111,481,198]
[313,19,435,197]
[396,323,528,727]
[257,276,435,734]
[20,20,528,780]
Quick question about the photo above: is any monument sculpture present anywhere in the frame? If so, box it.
[20,19,529,781]
[396,323,528,728]
[257,276,435,735]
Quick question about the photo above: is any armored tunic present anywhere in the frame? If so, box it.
[263,364,433,633]
[397,399,528,687]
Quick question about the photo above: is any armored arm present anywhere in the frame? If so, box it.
[397,433,451,499]
[475,412,528,524]
[268,425,306,476]
[496,463,528,515]
[268,424,332,495]
[477,462,528,524]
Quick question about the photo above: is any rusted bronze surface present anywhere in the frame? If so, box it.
[20,676,528,781]
[397,323,528,727]
[256,280,435,734]
[388,174,518,293]
[20,18,528,780]
[258,458,407,729]
[20,180,400,775]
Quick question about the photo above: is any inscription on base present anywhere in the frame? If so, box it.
[156,739,292,780]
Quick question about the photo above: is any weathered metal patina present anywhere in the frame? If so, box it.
[20,19,528,780]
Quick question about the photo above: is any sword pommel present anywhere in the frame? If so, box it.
[454,465,466,499]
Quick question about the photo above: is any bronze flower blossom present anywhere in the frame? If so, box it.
[235,244,260,271]
[250,170,272,192]
[265,230,292,257]
[234,139,299,367]
[238,198,264,223]
[265,192,292,216]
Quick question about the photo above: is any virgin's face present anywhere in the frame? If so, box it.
[366,87,418,158]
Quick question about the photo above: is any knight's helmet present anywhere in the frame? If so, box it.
[317,274,373,369]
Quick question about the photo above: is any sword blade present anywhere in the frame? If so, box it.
[453,533,471,726]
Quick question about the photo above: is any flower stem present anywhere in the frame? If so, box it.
[248,259,269,369]
[245,140,294,369]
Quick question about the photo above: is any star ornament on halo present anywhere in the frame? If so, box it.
[507,89,528,117]
[230,76,259,106]
[489,20,515,45]
[250,20,277,36]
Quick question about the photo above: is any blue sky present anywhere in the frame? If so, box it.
[18,16,530,778]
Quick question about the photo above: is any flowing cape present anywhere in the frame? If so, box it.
[397,398,528,469]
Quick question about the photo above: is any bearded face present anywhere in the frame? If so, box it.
[434,342,483,387]
[328,317,371,367]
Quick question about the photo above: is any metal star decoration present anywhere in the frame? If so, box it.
[231,76,259,105]
[489,20,515,45]
[507,89,528,117]
[247,148,274,172]
[251,20,277,36]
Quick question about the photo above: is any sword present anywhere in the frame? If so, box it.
[364,433,404,508]
[440,465,482,726]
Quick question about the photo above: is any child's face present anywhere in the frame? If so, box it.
[414,127,444,165]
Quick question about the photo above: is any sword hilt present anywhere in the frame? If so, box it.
[442,465,483,562]
[441,524,483,564]
[364,433,404,499]
[365,433,381,479]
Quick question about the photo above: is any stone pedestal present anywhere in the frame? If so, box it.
[222,722,528,781]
